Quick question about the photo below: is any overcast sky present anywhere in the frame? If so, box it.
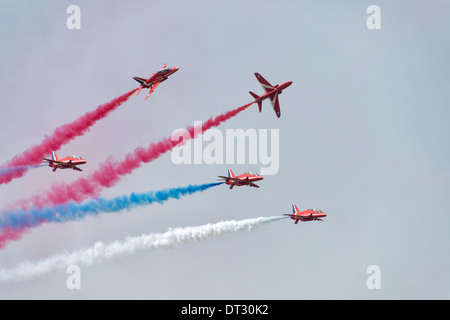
[0,0,449,299]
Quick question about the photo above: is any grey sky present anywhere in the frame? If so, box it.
[0,0,449,299]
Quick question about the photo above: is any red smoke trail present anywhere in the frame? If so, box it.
[31,102,252,207]
[0,103,252,249]
[0,89,137,185]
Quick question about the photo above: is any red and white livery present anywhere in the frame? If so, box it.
[249,72,292,118]
[283,204,327,224]
[217,169,263,190]
[133,63,179,100]
[42,151,86,172]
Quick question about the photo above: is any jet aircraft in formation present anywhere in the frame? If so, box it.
[39,66,323,223]
[249,72,292,118]
[283,204,327,224]
[133,63,179,100]
[217,169,263,189]
[42,151,86,172]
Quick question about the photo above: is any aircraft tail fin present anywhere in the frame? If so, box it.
[133,77,146,85]
[133,77,147,96]
[292,204,299,215]
[249,91,262,112]
[51,151,58,161]
[249,91,259,100]
[228,169,235,179]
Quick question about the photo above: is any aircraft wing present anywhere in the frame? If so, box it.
[268,92,281,118]
[73,166,83,172]
[255,73,275,93]
[282,214,300,224]
[283,213,305,218]
[249,182,260,188]
[286,213,313,219]
[144,81,161,100]
[42,158,67,165]
[217,176,243,181]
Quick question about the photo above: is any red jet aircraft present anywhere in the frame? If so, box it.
[283,204,327,224]
[42,151,86,172]
[133,63,179,100]
[249,72,292,118]
[217,169,263,190]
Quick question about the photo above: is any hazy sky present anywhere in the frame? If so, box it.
[0,0,449,299]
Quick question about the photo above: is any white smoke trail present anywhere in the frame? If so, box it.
[0,216,286,283]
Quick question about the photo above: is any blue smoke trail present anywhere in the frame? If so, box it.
[0,182,223,230]
[0,164,46,177]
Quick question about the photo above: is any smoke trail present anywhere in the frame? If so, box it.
[0,164,45,177]
[28,103,252,208]
[0,103,251,248]
[0,216,286,283]
[0,89,137,185]
[0,182,223,231]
